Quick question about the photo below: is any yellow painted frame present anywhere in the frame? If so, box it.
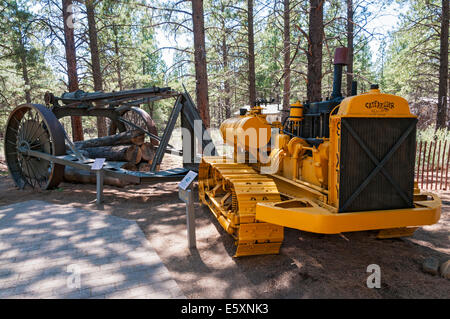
[256,193,441,234]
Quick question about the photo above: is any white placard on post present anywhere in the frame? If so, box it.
[91,158,106,171]
[178,170,197,249]
[91,158,106,205]
[178,170,198,190]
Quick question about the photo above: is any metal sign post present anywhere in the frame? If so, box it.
[91,158,106,205]
[179,171,198,249]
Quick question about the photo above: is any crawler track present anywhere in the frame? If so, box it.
[198,156,284,257]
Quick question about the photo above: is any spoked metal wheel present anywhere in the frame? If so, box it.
[4,104,66,190]
[108,106,158,145]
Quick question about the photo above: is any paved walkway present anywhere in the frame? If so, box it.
[0,200,184,299]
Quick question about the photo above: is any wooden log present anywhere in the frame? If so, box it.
[440,140,447,189]
[121,162,138,171]
[125,145,142,164]
[130,133,145,146]
[421,141,427,189]
[83,145,130,162]
[426,141,433,189]
[445,144,450,190]
[66,149,90,158]
[140,142,155,162]
[138,162,152,172]
[73,130,144,149]
[63,166,134,187]
[431,140,437,189]
[436,140,442,190]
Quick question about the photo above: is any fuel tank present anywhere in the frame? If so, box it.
[220,110,272,157]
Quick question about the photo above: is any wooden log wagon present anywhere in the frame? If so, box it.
[4,86,216,190]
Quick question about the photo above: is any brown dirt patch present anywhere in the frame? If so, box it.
[0,156,448,299]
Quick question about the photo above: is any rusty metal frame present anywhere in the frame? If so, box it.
[45,86,216,174]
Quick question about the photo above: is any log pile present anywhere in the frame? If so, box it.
[64,130,159,187]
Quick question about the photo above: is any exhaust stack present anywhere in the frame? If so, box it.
[331,47,349,99]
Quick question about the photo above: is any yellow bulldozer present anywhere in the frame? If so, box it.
[198,48,441,257]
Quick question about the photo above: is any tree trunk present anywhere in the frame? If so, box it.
[18,35,31,104]
[85,0,107,138]
[222,26,231,119]
[192,0,211,127]
[307,0,323,103]
[113,25,124,91]
[247,0,256,107]
[282,0,291,122]
[346,0,354,96]
[148,101,154,118]
[437,0,449,129]
[62,0,83,141]
[19,51,31,104]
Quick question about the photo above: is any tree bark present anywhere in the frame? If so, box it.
[121,163,138,171]
[138,162,152,172]
[247,0,256,107]
[282,0,291,122]
[222,26,231,119]
[346,0,354,96]
[437,0,449,129]
[64,166,132,187]
[82,145,132,162]
[19,43,31,104]
[113,25,124,91]
[192,0,211,127]
[147,101,154,118]
[140,142,155,162]
[73,130,144,149]
[62,0,83,141]
[125,145,142,164]
[85,0,107,137]
[307,0,323,103]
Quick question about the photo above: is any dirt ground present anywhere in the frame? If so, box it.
[0,156,449,299]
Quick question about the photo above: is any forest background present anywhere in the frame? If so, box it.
[0,0,448,143]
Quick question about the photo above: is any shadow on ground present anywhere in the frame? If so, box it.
[0,173,448,299]
[0,200,183,298]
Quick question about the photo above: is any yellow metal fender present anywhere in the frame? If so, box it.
[255,193,441,234]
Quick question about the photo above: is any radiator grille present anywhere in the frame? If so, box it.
[338,117,417,213]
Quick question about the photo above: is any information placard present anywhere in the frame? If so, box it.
[178,170,198,190]
[91,158,106,171]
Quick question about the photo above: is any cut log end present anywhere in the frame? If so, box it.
[140,142,156,162]
[131,134,145,146]
[138,162,152,172]
[125,145,142,164]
